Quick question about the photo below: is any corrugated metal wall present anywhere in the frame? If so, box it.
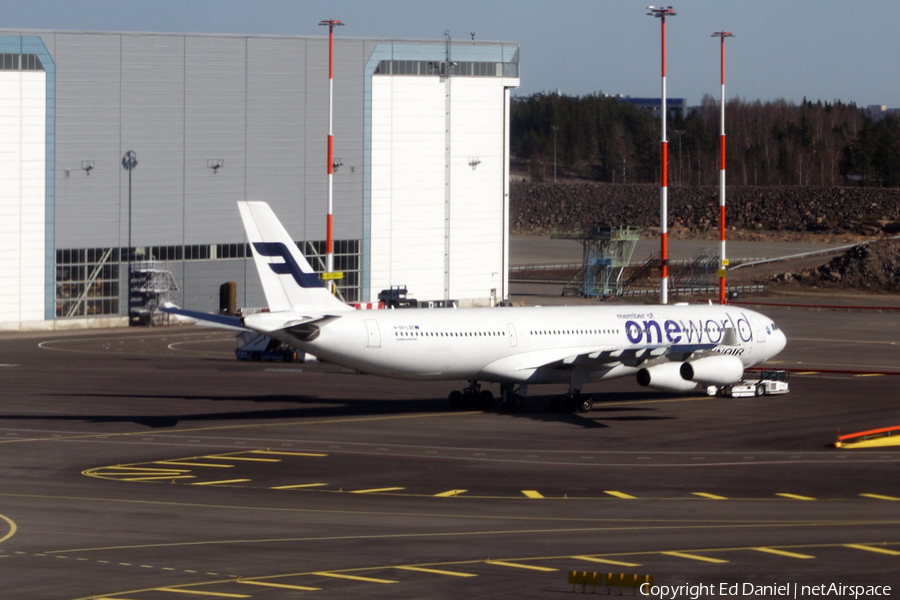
[39,31,368,311]
[0,30,518,316]
[46,31,364,250]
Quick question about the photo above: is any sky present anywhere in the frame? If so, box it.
[2,0,898,108]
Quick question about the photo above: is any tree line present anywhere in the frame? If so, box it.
[510,93,900,187]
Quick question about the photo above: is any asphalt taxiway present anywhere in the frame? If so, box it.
[0,302,899,599]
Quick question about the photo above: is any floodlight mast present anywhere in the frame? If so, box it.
[713,31,733,305]
[647,6,675,304]
[319,19,343,287]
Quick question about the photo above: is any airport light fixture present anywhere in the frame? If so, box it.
[647,6,675,304]
[121,150,138,323]
[713,31,734,305]
[319,19,344,291]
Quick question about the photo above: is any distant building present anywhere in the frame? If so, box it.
[0,30,519,329]
[618,96,686,119]
[867,105,900,121]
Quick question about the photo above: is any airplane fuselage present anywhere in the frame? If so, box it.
[169,202,788,406]
[271,304,786,386]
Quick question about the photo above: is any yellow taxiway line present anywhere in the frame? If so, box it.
[191,479,251,486]
[251,450,327,457]
[845,544,900,556]
[605,491,637,499]
[156,589,250,598]
[397,565,478,577]
[860,493,900,501]
[349,487,405,494]
[434,489,468,497]
[486,560,557,572]
[155,461,234,468]
[311,572,397,584]
[0,513,16,544]
[776,493,816,501]
[753,547,815,559]
[271,483,328,490]
[662,551,728,564]
[572,555,641,567]
[235,579,320,591]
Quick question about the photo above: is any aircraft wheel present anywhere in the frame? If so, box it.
[479,390,494,410]
[576,395,593,413]
[550,397,562,413]
[512,394,525,411]
[448,390,463,408]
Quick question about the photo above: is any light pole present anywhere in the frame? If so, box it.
[648,5,675,305]
[713,31,733,305]
[551,126,558,183]
[319,18,343,291]
[121,150,137,322]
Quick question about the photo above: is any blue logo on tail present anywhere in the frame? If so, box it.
[252,242,324,288]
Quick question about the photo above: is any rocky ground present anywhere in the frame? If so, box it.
[769,238,900,294]
[511,181,900,239]
[510,181,900,296]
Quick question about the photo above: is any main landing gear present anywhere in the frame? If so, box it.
[499,383,526,411]
[550,390,593,414]
[448,380,494,410]
[447,382,528,411]
[447,383,592,413]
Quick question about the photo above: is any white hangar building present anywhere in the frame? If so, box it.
[0,30,519,329]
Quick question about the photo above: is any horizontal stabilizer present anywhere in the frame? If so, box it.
[158,306,245,330]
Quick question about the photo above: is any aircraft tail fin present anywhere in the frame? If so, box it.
[238,201,351,314]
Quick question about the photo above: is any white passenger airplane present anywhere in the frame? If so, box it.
[169,201,787,413]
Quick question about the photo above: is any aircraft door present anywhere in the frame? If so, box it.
[364,319,381,348]
[507,323,518,347]
[750,316,766,343]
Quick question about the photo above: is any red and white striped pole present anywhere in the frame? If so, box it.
[648,6,675,304]
[319,19,343,281]
[713,31,733,305]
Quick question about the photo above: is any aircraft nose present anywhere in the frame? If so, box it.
[773,327,787,356]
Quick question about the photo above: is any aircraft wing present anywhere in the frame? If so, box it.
[516,340,722,370]
[480,346,624,381]
[479,340,722,382]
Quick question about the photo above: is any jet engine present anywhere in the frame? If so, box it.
[680,355,744,385]
[636,361,698,392]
